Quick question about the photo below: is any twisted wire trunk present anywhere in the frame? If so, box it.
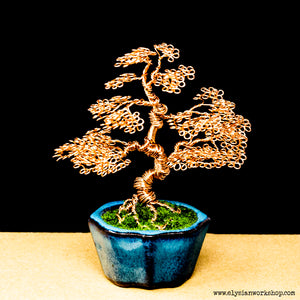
[134,111,170,205]
[117,56,181,226]
[117,106,180,226]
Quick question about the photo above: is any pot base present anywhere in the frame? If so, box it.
[88,201,210,289]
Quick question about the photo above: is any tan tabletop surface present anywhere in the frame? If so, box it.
[0,233,299,299]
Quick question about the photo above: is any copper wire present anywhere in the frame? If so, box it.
[167,87,251,170]
[54,44,251,226]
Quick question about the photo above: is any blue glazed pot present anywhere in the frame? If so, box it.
[88,200,210,289]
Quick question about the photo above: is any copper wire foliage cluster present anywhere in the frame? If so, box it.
[54,43,251,228]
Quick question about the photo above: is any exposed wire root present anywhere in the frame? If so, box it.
[117,194,139,223]
[117,195,181,229]
[146,203,158,222]
[151,200,181,215]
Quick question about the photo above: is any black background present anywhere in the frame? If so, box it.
[3,4,298,233]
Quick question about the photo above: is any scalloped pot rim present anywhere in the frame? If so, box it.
[90,200,208,236]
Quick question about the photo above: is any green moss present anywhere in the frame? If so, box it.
[101,201,198,230]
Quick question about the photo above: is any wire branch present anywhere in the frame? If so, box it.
[105,73,141,90]
[167,87,251,171]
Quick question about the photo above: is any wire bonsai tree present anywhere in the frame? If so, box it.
[54,43,251,228]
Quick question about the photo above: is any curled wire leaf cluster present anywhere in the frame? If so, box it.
[154,65,195,94]
[53,128,131,177]
[102,108,144,134]
[167,87,251,170]
[154,43,180,62]
[88,96,145,134]
[167,110,221,140]
[104,73,139,90]
[114,47,156,67]
[89,96,132,118]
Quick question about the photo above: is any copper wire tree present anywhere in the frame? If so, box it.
[54,43,251,227]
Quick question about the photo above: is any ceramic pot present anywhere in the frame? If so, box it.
[88,200,210,289]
